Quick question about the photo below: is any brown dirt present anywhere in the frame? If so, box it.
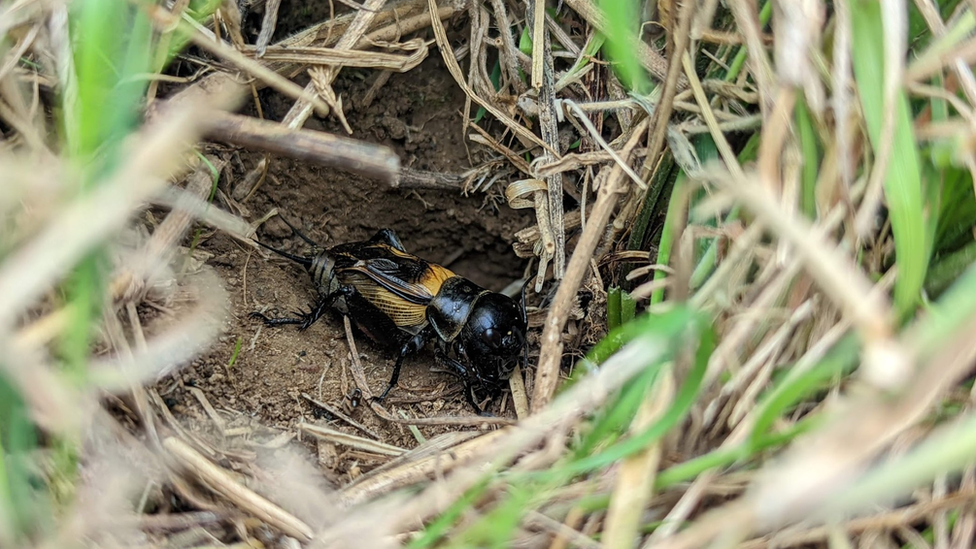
[157,51,537,483]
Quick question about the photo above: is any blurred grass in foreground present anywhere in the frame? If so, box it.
[0,0,218,543]
[5,0,976,545]
[407,0,976,545]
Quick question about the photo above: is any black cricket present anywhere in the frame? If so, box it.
[250,215,528,415]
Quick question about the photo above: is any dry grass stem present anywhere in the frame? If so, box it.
[299,423,406,456]
[530,0,546,89]
[698,167,891,343]
[640,0,695,181]
[255,0,282,56]
[383,336,678,532]
[204,112,400,183]
[603,366,675,549]
[527,511,600,549]
[738,489,976,548]
[508,364,530,419]
[727,0,776,113]
[561,99,647,190]
[91,269,229,390]
[426,0,556,155]
[507,178,555,291]
[531,118,649,413]
[163,437,315,541]
[301,393,381,439]
[339,429,509,506]
[742,317,976,536]
[250,41,429,72]
[534,10,567,280]
[149,184,254,239]
[168,10,331,115]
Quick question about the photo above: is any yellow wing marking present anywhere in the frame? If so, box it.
[419,264,456,297]
[345,272,428,327]
[347,257,457,304]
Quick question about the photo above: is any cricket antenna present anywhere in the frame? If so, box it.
[276,213,322,248]
[252,238,313,268]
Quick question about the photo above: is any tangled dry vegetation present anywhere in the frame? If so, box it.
[4,0,976,547]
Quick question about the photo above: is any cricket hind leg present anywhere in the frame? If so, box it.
[250,286,353,331]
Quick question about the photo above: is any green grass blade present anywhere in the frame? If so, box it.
[598,0,649,91]
[925,240,976,298]
[0,370,50,542]
[749,334,859,448]
[408,477,492,549]
[911,258,976,358]
[829,410,976,517]
[795,94,820,219]
[561,321,715,475]
[651,172,686,304]
[656,416,817,489]
[607,286,623,331]
[724,0,773,82]
[850,0,929,318]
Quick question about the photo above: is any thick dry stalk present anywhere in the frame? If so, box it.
[149,185,253,237]
[299,423,405,456]
[532,2,566,280]
[530,0,546,89]
[250,42,428,72]
[255,0,282,56]
[204,112,400,183]
[163,437,314,541]
[339,430,508,505]
[530,118,649,413]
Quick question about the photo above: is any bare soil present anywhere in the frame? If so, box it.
[156,52,537,483]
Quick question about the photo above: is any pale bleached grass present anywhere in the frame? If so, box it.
[4,0,976,547]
